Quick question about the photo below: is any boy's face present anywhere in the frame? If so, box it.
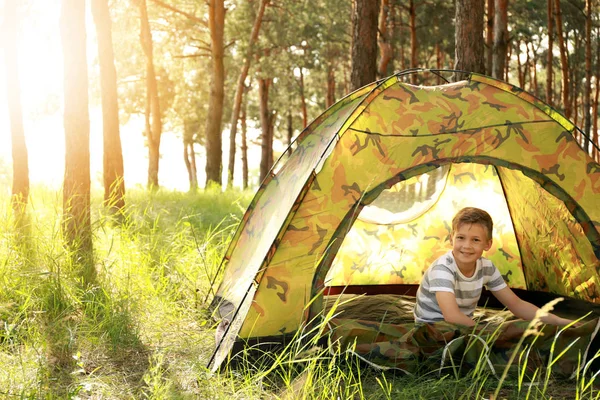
[450,223,493,270]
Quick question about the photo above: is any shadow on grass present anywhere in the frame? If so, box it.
[5,219,154,398]
[76,259,190,397]
[78,284,152,397]
[0,215,78,397]
[8,191,249,398]
[38,279,79,398]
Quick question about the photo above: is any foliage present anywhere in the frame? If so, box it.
[0,186,251,397]
[395,0,456,73]
[110,0,201,137]
[100,0,600,178]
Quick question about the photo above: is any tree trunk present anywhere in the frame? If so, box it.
[205,0,225,188]
[593,77,600,161]
[377,0,393,78]
[326,63,336,107]
[485,0,494,76]
[190,144,197,190]
[4,0,29,219]
[227,0,268,189]
[575,99,580,140]
[183,121,198,191]
[436,43,443,84]
[287,109,293,152]
[138,0,162,189]
[593,26,600,161]
[529,42,538,96]
[594,79,599,160]
[583,0,592,152]
[350,0,380,90]
[517,40,524,88]
[399,5,406,71]
[409,0,418,84]
[61,0,93,281]
[268,112,276,168]
[259,78,273,182]
[183,139,192,188]
[525,41,531,90]
[241,95,249,189]
[454,0,485,81]
[505,38,511,81]
[299,67,308,128]
[571,29,579,131]
[492,0,508,80]
[183,140,197,191]
[92,0,125,214]
[553,0,570,119]
[546,0,554,106]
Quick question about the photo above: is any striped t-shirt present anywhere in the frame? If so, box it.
[414,251,507,324]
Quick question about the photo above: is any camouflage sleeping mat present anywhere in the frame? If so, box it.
[322,294,600,377]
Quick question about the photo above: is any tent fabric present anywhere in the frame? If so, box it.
[498,166,600,298]
[216,84,374,310]
[210,71,600,371]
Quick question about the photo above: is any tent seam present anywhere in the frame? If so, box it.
[346,119,556,137]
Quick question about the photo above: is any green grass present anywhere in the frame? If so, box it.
[0,186,599,399]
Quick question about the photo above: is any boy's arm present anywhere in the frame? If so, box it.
[435,291,476,327]
[491,287,574,326]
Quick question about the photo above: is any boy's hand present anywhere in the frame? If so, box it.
[555,317,577,327]
[558,318,584,328]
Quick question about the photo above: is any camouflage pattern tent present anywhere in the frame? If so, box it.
[209,70,600,371]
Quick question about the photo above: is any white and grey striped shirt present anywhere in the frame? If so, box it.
[414,251,507,324]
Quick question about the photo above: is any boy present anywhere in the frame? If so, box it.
[414,207,573,327]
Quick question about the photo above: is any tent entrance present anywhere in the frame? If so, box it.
[324,162,526,290]
[321,161,600,303]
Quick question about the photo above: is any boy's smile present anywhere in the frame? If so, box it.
[450,223,493,275]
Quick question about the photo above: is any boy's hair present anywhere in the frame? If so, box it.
[452,207,493,240]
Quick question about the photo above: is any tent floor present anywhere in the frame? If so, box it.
[321,293,600,375]
[323,285,600,322]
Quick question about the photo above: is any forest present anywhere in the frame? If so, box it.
[2,0,600,398]
[5,0,600,206]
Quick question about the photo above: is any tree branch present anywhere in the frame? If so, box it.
[148,0,208,26]
[174,53,211,58]
[191,44,212,52]
[191,37,212,47]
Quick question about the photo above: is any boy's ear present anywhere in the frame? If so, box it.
[484,239,493,251]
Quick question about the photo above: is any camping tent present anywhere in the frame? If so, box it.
[209,70,600,371]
